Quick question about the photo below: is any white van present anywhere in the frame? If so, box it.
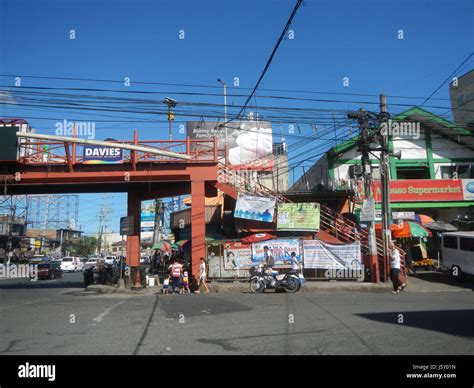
[441,232,474,279]
[60,257,84,272]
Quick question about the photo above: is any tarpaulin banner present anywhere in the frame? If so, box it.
[252,239,301,267]
[234,193,276,223]
[303,240,361,269]
[186,119,273,170]
[141,201,155,241]
[277,203,320,230]
[222,241,253,270]
[83,145,123,164]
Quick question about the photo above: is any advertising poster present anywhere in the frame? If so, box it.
[83,145,123,164]
[277,203,320,230]
[303,240,361,269]
[222,241,253,270]
[141,201,155,242]
[462,179,474,200]
[252,239,300,267]
[186,119,273,169]
[234,193,276,223]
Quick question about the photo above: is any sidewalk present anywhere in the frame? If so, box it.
[207,272,473,294]
[87,271,474,295]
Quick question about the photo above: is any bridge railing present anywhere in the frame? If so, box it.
[17,135,219,165]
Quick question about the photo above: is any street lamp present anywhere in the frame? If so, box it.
[163,97,177,141]
[217,79,228,161]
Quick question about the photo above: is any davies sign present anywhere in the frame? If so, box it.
[83,146,123,164]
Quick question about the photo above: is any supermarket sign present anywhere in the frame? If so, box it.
[369,180,474,202]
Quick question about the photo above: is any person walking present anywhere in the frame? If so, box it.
[403,243,417,277]
[290,252,301,273]
[390,242,406,293]
[263,246,274,270]
[196,257,209,293]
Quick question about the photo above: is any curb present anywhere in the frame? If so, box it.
[86,283,473,295]
[86,284,161,295]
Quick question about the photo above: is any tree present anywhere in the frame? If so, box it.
[75,236,98,256]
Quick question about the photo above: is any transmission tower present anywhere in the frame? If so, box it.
[0,195,29,254]
[27,195,79,230]
[97,194,112,256]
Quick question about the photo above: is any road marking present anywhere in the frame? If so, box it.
[92,301,125,323]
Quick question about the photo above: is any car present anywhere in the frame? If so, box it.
[84,257,104,270]
[442,231,474,280]
[60,256,84,272]
[30,255,51,264]
[104,256,117,266]
[35,262,63,280]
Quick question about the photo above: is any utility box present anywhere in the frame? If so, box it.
[0,120,33,171]
[0,124,20,161]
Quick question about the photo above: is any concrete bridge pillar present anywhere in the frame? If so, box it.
[126,191,142,287]
[191,179,206,288]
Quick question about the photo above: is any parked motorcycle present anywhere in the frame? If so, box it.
[249,264,300,293]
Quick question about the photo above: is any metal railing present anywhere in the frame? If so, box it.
[218,165,404,281]
[17,135,218,166]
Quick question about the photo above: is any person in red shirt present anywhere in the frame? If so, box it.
[168,259,183,294]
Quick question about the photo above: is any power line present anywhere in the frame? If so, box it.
[421,52,474,106]
[232,0,303,120]
[0,74,453,102]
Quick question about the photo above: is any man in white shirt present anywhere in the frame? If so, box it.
[290,252,301,273]
[390,242,405,293]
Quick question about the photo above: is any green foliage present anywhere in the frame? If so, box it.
[74,236,98,256]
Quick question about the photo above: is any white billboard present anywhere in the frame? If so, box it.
[186,119,273,169]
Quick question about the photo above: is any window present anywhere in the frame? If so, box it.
[440,165,471,179]
[396,167,430,179]
[443,235,458,249]
[460,237,474,252]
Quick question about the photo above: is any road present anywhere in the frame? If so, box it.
[0,273,473,355]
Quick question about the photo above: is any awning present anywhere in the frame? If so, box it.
[424,221,458,232]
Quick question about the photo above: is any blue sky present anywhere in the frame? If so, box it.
[1,0,473,234]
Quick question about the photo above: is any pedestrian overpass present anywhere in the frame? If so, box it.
[2,129,222,287]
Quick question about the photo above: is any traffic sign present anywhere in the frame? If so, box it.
[120,216,135,235]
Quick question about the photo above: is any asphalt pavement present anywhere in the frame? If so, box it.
[0,272,473,355]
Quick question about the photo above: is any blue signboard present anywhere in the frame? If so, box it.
[83,145,123,164]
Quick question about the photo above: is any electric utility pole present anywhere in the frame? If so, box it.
[348,109,381,283]
[379,94,392,282]
[152,199,164,246]
[348,99,392,283]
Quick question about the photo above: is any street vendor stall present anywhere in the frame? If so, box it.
[376,220,437,270]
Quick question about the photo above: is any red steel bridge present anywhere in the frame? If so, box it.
[2,129,227,286]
